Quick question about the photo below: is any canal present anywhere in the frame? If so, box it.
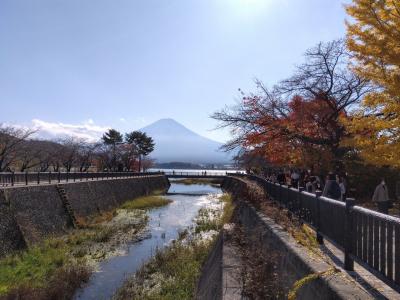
[74,179,222,300]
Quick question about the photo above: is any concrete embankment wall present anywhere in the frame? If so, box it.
[196,226,243,300]
[0,175,170,257]
[209,176,372,300]
[196,232,223,300]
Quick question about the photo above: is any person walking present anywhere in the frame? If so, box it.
[306,176,317,193]
[291,170,300,188]
[277,171,285,185]
[373,179,390,214]
[269,173,277,183]
[322,173,341,200]
[338,177,346,201]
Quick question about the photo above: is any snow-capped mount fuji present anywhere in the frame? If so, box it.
[140,118,232,164]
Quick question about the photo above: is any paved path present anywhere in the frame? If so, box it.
[322,241,400,299]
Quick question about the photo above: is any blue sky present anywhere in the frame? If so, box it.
[0,0,349,142]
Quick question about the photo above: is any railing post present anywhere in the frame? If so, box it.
[48,171,51,184]
[298,187,304,215]
[344,197,355,271]
[58,171,61,183]
[315,190,324,245]
[24,171,28,185]
[11,172,14,186]
[37,172,40,185]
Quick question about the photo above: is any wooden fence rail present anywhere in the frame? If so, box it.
[230,173,400,291]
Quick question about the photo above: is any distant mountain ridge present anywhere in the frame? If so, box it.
[140,118,231,164]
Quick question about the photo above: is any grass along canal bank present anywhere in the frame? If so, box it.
[0,195,171,300]
[114,193,234,300]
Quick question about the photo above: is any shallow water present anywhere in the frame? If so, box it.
[74,182,222,300]
[168,180,221,194]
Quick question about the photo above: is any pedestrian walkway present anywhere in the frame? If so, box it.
[322,236,399,299]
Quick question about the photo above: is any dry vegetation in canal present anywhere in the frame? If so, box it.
[114,193,234,300]
[231,224,285,299]
[234,178,341,298]
[0,194,172,300]
[241,179,320,253]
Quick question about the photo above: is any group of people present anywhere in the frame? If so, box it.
[264,169,390,214]
[266,169,347,201]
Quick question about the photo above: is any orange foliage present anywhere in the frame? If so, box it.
[241,95,347,171]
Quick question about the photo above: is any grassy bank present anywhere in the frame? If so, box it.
[114,193,233,300]
[121,196,172,210]
[116,237,213,300]
[0,238,90,299]
[195,194,233,233]
[0,194,172,299]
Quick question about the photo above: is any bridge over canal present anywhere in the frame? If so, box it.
[163,171,233,179]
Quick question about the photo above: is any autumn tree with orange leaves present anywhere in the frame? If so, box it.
[213,40,372,174]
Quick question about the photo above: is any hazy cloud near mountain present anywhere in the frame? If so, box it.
[32,119,109,142]
[27,119,110,142]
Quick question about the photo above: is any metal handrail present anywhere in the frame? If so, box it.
[228,173,400,290]
[0,171,164,186]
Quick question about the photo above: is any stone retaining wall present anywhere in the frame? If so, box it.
[0,175,170,257]
[0,190,26,257]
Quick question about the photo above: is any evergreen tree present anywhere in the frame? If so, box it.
[102,129,123,170]
[125,131,155,172]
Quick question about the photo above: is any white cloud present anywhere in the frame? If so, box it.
[31,119,110,142]
[119,117,126,122]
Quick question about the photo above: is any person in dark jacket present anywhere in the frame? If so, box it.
[277,172,286,185]
[306,176,317,193]
[322,173,341,200]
